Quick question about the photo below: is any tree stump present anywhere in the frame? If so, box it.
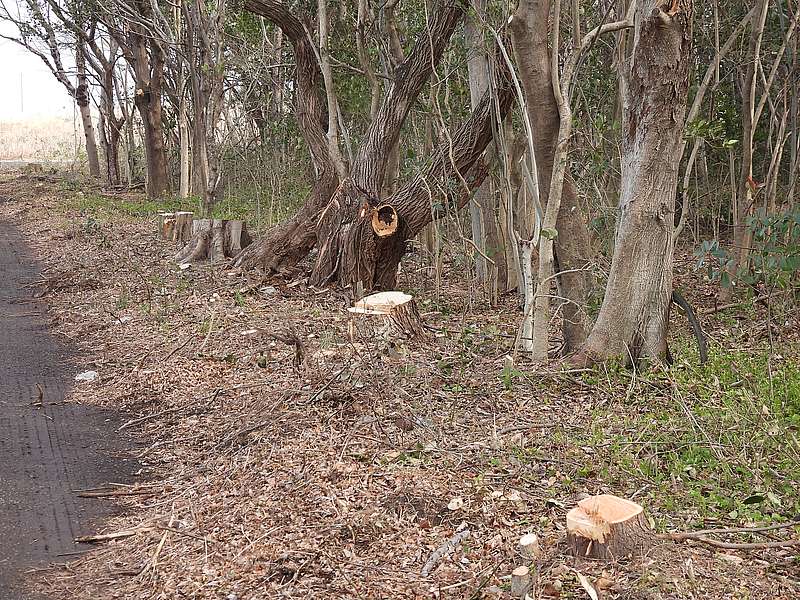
[566,494,652,560]
[510,565,531,599]
[173,211,194,242]
[347,291,427,341]
[158,212,176,240]
[175,219,251,264]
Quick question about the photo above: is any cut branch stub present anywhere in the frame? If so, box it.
[347,291,427,340]
[371,204,399,237]
[566,494,652,560]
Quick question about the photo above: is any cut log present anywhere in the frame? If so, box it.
[173,211,194,242]
[566,494,652,560]
[510,565,531,599]
[175,219,253,264]
[158,212,176,240]
[347,291,427,340]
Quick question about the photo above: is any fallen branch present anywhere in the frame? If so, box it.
[75,529,148,543]
[421,528,470,577]
[662,520,800,550]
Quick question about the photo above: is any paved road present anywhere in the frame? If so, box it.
[0,219,135,598]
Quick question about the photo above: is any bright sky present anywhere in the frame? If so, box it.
[0,20,74,120]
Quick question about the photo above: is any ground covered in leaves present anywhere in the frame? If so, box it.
[1,173,798,599]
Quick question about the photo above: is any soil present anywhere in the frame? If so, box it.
[0,218,138,599]
[0,173,797,599]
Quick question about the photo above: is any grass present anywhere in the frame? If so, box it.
[573,343,800,528]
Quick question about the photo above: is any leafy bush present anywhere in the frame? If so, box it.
[696,207,800,293]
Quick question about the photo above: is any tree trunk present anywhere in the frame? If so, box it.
[465,0,504,293]
[571,0,693,366]
[234,0,340,272]
[129,27,170,199]
[311,0,468,288]
[510,0,593,353]
[322,75,514,291]
[75,42,101,179]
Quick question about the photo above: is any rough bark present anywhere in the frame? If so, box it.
[120,2,170,199]
[311,0,470,287]
[233,0,340,273]
[571,0,693,366]
[330,70,515,291]
[510,0,593,353]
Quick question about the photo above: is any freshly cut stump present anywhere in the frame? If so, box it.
[566,494,652,560]
[348,291,427,340]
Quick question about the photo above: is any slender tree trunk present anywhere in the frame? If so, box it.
[571,0,693,366]
[75,41,101,179]
[465,0,503,292]
[130,29,170,198]
[510,0,593,353]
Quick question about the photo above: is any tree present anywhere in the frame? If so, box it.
[0,0,101,178]
[103,0,171,198]
[571,0,694,366]
[235,0,514,291]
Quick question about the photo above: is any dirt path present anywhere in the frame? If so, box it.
[0,220,136,599]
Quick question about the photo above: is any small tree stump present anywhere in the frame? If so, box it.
[158,212,176,240]
[510,565,531,598]
[518,533,541,560]
[347,291,427,340]
[566,494,652,560]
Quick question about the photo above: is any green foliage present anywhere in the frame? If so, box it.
[695,208,800,292]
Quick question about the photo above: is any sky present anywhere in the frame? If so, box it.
[0,20,74,121]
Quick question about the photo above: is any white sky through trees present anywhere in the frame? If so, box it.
[0,21,73,120]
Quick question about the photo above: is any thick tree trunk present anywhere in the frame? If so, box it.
[571,0,693,366]
[311,0,468,288]
[510,0,593,353]
[318,73,515,291]
[234,0,340,272]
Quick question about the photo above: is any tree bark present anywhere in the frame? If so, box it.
[75,41,101,179]
[328,71,515,291]
[510,0,593,353]
[571,0,693,366]
[233,0,340,273]
[311,0,469,287]
[465,0,504,293]
[124,5,171,199]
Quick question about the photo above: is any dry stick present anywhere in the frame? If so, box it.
[75,529,146,543]
[421,529,470,577]
[663,521,800,540]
